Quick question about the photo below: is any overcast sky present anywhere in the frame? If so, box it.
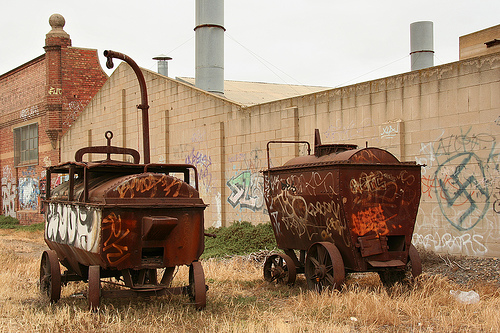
[1,1,499,88]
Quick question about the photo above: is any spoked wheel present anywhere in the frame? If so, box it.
[305,242,345,292]
[378,244,422,287]
[188,261,206,310]
[263,253,297,285]
[39,250,61,303]
[88,265,101,311]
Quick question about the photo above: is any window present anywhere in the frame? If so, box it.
[14,123,38,165]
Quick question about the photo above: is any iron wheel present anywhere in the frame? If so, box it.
[39,250,61,303]
[188,261,206,310]
[305,242,345,292]
[263,253,297,285]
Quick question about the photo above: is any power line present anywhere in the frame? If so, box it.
[335,54,410,88]
[225,32,307,93]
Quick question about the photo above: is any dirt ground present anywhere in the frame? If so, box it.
[1,229,499,288]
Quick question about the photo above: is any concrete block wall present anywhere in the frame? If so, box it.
[61,51,500,257]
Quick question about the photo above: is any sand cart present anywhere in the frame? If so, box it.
[262,130,422,291]
[39,51,208,310]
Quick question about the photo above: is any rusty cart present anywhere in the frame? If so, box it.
[39,51,208,310]
[262,130,422,290]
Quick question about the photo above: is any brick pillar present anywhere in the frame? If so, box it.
[43,13,71,149]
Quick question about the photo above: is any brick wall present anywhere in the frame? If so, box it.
[0,19,107,224]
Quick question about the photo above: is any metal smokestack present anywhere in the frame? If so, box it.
[153,55,172,77]
[410,21,434,71]
[195,0,224,95]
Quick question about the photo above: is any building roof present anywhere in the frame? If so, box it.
[176,77,331,106]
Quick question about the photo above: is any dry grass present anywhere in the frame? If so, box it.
[0,230,499,332]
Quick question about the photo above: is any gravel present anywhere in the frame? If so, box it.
[419,248,500,287]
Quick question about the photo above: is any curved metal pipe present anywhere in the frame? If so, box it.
[104,50,151,164]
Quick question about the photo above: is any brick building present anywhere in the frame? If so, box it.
[0,14,107,224]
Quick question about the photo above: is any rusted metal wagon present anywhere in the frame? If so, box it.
[39,51,208,310]
[262,130,422,290]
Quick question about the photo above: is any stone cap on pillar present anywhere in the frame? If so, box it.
[45,13,71,47]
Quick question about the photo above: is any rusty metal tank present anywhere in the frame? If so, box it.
[39,51,208,310]
[262,129,422,291]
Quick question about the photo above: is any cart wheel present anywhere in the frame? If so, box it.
[39,250,61,303]
[263,253,296,285]
[378,244,422,287]
[188,261,206,310]
[88,265,101,311]
[305,242,345,292]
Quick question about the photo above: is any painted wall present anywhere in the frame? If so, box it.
[61,52,500,257]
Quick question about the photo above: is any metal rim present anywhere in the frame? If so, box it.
[188,261,206,310]
[88,265,101,311]
[305,242,345,292]
[263,253,297,285]
[39,250,61,303]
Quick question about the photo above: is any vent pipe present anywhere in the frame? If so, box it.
[195,0,224,95]
[410,21,434,71]
[153,55,172,77]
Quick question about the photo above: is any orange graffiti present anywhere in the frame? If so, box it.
[351,204,396,236]
[421,175,473,206]
[421,175,438,199]
[102,212,131,266]
[116,174,184,198]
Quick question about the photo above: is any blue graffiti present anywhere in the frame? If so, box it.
[18,177,39,211]
[185,148,212,191]
[227,171,266,213]
[430,128,500,231]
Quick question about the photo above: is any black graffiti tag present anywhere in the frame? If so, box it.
[435,152,489,231]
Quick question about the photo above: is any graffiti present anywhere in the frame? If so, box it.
[39,170,46,211]
[18,177,39,211]
[432,131,496,157]
[102,212,131,266]
[413,232,488,256]
[493,186,500,214]
[267,189,314,240]
[18,167,39,211]
[324,119,362,142]
[350,171,397,196]
[418,128,500,231]
[228,153,246,164]
[435,153,490,231]
[264,173,350,245]
[115,174,186,198]
[185,148,212,191]
[270,211,281,236]
[43,156,52,167]
[48,87,62,95]
[1,166,16,218]
[350,170,417,207]
[228,149,264,172]
[45,203,101,253]
[191,129,206,143]
[351,204,397,236]
[63,100,84,127]
[380,123,399,139]
[20,105,39,121]
[227,171,265,212]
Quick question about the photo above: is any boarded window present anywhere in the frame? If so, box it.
[14,123,38,166]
